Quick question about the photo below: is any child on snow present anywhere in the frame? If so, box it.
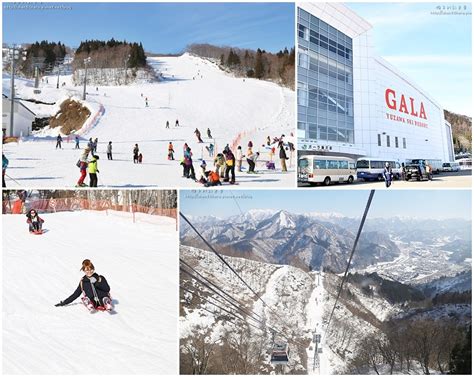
[88,155,99,187]
[54,259,112,311]
[204,170,222,187]
[77,148,90,187]
[214,153,226,178]
[26,209,44,233]
[138,153,143,163]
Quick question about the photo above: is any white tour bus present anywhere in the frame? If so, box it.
[356,158,402,181]
[298,155,356,185]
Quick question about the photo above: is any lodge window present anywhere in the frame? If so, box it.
[386,135,390,147]
[403,138,407,149]
[377,134,381,146]
[395,136,399,148]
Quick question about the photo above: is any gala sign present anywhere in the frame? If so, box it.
[385,88,427,120]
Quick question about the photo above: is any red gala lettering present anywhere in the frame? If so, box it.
[384,88,427,120]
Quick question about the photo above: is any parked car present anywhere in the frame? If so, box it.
[442,162,460,172]
[405,163,430,181]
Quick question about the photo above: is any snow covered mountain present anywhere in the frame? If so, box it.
[180,244,471,375]
[181,210,471,285]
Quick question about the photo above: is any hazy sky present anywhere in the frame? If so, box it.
[180,189,471,220]
[347,2,472,116]
[2,2,294,54]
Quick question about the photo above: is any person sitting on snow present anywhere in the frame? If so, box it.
[205,170,222,187]
[54,259,112,312]
[26,209,44,233]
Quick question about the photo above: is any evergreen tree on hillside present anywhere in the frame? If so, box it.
[254,48,264,79]
[449,325,472,374]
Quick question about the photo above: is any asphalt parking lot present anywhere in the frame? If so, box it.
[298,170,472,189]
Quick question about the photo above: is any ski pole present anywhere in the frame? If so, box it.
[5,173,22,186]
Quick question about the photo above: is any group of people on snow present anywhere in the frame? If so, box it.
[165,119,180,128]
[76,147,100,187]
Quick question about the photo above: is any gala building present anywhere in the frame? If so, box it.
[297,2,455,162]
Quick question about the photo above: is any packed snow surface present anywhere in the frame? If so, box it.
[3,54,295,187]
[3,211,178,374]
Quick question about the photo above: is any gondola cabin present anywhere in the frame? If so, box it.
[271,342,289,365]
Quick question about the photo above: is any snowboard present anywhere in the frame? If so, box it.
[75,184,89,187]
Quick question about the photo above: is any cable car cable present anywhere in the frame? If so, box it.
[324,189,375,337]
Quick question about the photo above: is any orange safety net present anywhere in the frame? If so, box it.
[2,198,177,219]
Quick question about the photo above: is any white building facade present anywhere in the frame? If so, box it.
[297,3,455,162]
[2,95,36,137]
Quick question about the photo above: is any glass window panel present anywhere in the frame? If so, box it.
[314,160,327,169]
[327,160,339,169]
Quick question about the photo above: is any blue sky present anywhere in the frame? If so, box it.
[180,189,471,220]
[347,2,472,116]
[2,2,294,53]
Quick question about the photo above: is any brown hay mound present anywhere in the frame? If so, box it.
[49,98,91,135]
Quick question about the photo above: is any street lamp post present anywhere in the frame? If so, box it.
[83,57,91,100]
[8,46,27,137]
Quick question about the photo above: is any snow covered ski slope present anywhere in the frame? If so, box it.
[3,211,178,374]
[3,54,295,188]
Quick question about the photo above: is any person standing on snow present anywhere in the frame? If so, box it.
[133,144,140,163]
[223,146,236,184]
[279,144,288,172]
[168,142,175,160]
[106,141,113,160]
[88,155,99,187]
[75,136,80,149]
[26,209,44,233]
[207,128,212,139]
[175,119,179,127]
[2,153,8,188]
[166,121,170,129]
[236,146,243,172]
[183,147,196,180]
[77,147,90,187]
[54,259,112,312]
[56,134,63,149]
[92,138,98,154]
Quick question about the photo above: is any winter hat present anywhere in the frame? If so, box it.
[93,155,99,160]
[81,259,95,271]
